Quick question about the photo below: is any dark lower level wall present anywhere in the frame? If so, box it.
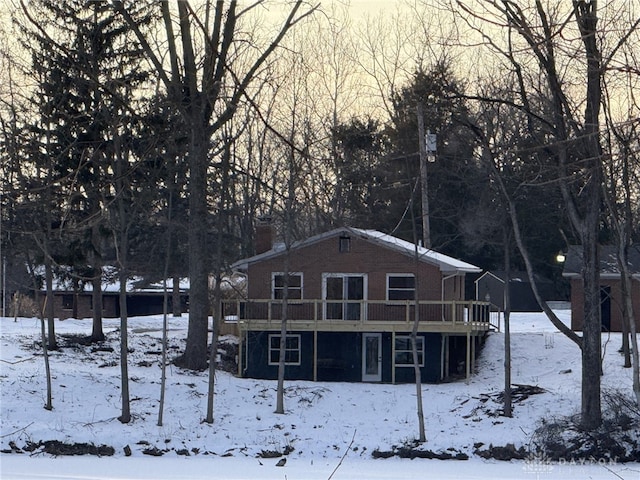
[242,330,479,384]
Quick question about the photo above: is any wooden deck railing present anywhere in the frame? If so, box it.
[221,299,500,332]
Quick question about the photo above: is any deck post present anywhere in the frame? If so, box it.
[313,330,318,381]
[465,329,471,383]
[391,331,396,384]
[238,327,243,377]
[471,333,476,376]
[440,334,445,381]
[444,334,450,381]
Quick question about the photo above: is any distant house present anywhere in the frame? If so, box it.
[225,227,498,384]
[562,245,640,332]
[41,277,189,320]
[474,271,559,312]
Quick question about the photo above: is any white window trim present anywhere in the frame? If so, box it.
[394,335,424,367]
[271,272,303,300]
[321,273,368,298]
[321,273,368,321]
[386,273,415,301]
[268,333,302,366]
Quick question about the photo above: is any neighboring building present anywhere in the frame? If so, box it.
[226,227,498,384]
[41,277,189,320]
[474,271,559,312]
[562,245,640,332]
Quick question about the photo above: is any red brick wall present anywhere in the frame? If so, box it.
[570,278,640,332]
[43,293,118,320]
[247,234,462,301]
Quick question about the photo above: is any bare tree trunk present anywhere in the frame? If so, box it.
[157,191,174,427]
[579,221,602,429]
[44,260,56,349]
[44,131,56,349]
[90,247,105,341]
[206,273,221,423]
[205,132,234,423]
[118,267,131,424]
[178,125,210,371]
[276,159,296,415]
[157,275,169,427]
[115,132,131,425]
[411,285,426,442]
[275,257,290,415]
[572,1,604,431]
[39,296,53,411]
[409,178,426,442]
[503,230,512,418]
[629,306,640,407]
[172,273,182,317]
[27,258,52,410]
[621,308,631,368]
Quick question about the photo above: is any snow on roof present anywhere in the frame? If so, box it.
[351,228,481,273]
[232,227,481,274]
[38,266,191,294]
[562,244,640,279]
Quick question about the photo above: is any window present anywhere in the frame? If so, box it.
[61,295,73,310]
[323,274,366,320]
[339,235,351,253]
[272,273,302,300]
[268,334,301,366]
[395,336,424,367]
[387,274,415,300]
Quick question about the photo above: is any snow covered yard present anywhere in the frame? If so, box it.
[2,310,640,479]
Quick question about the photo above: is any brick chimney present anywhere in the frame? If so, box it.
[254,216,274,254]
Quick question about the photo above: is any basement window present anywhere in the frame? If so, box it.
[268,334,301,366]
[395,336,424,367]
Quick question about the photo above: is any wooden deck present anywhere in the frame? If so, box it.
[222,299,500,334]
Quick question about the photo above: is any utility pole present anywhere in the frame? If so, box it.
[416,102,436,249]
[0,188,4,317]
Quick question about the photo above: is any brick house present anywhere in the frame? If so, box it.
[41,277,188,320]
[563,245,640,332]
[225,227,498,384]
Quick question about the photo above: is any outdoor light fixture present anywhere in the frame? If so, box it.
[556,252,566,263]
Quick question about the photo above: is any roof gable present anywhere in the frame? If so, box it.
[232,227,481,274]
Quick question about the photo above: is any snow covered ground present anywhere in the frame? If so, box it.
[2,310,640,479]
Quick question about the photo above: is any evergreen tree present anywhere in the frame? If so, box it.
[17,0,155,341]
[386,62,487,255]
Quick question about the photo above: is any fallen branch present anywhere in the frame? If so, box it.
[0,422,34,438]
[0,356,37,365]
[327,429,356,480]
[600,463,624,480]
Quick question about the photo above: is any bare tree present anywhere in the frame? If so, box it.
[452,0,640,430]
[602,82,640,406]
[113,0,318,371]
